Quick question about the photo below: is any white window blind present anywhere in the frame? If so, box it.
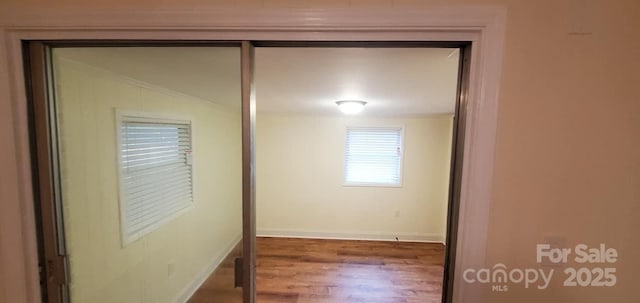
[344,127,403,186]
[118,114,193,244]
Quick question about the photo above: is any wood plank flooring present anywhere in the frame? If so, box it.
[188,240,243,303]
[189,237,444,303]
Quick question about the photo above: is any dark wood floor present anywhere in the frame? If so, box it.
[189,237,445,303]
[188,240,243,303]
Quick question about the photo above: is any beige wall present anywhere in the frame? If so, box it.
[1,1,639,303]
[53,54,242,303]
[256,113,453,242]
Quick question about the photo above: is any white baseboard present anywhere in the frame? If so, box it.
[257,228,445,244]
[174,233,242,303]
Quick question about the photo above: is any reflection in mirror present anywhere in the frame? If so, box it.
[254,47,460,302]
[51,47,242,303]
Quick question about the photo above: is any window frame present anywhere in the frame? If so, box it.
[115,110,195,246]
[342,125,405,188]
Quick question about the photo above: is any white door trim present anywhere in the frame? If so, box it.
[0,6,506,303]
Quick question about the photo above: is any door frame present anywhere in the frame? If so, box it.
[23,40,258,303]
[0,6,506,303]
[25,40,469,303]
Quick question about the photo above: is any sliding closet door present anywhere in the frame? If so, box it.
[240,41,257,303]
[30,44,247,303]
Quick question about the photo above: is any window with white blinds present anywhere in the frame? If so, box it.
[344,127,404,186]
[117,113,193,245]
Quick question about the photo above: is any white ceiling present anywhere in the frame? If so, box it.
[55,46,459,116]
[54,47,242,107]
[256,47,459,116]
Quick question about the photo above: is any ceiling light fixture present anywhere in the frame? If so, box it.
[336,100,367,115]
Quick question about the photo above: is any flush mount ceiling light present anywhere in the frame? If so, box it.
[336,100,367,115]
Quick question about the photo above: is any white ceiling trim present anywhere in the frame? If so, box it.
[0,7,505,29]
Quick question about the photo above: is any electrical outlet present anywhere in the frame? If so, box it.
[394,210,400,218]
